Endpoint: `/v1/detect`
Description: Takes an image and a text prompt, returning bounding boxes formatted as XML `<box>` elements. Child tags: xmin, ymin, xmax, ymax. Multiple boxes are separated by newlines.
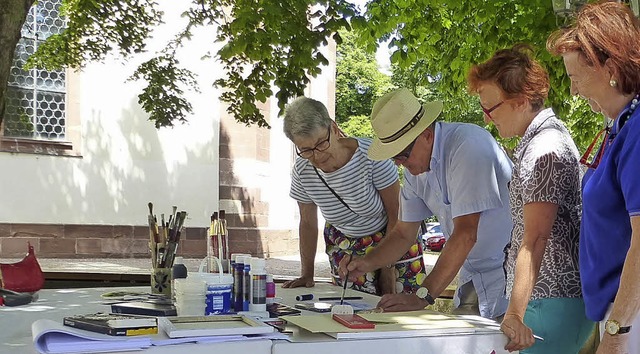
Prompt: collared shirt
<box><xmin>400</xmin><ymin>122</ymin><xmax>513</xmax><ymax>318</ymax></box>
<box><xmin>581</xmin><ymin>100</ymin><xmax>640</xmax><ymax>321</ymax></box>
<box><xmin>506</xmin><ymin>108</ymin><xmax>582</xmax><ymax>301</ymax></box>
<box><xmin>290</xmin><ymin>137</ymin><xmax>398</xmax><ymax>237</ymax></box>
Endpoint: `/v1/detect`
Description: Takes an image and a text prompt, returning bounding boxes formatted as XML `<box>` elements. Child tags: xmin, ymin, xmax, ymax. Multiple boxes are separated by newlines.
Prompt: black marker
<box><xmin>295</xmin><ymin>294</ymin><xmax>313</xmax><ymax>301</ymax></box>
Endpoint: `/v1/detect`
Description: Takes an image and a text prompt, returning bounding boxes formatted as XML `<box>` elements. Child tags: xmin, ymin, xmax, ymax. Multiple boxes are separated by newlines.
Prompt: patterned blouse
<box><xmin>505</xmin><ymin>108</ymin><xmax>583</xmax><ymax>300</ymax></box>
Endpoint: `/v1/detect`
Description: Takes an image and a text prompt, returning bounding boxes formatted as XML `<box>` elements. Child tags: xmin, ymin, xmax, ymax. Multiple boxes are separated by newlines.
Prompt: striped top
<box><xmin>289</xmin><ymin>138</ymin><xmax>398</xmax><ymax>237</ymax></box>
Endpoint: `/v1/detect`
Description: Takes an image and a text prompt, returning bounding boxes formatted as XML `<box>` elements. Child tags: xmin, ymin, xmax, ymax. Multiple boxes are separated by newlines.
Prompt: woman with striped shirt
<box><xmin>282</xmin><ymin>97</ymin><xmax>425</xmax><ymax>295</ymax></box>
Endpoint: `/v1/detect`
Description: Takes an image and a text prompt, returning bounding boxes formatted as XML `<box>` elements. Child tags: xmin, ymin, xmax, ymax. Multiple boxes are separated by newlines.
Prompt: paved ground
<box><xmin>1</xmin><ymin>252</ymin><xmax>441</xmax><ymax>280</ymax></box>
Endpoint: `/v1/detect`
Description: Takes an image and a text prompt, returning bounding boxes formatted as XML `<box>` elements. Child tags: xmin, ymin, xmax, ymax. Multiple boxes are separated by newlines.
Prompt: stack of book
<box><xmin>63</xmin><ymin>313</ymin><xmax>158</xmax><ymax>336</ymax></box>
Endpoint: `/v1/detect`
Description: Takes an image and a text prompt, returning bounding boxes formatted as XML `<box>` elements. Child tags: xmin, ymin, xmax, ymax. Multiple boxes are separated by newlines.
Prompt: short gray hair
<box><xmin>283</xmin><ymin>97</ymin><xmax>332</xmax><ymax>141</ymax></box>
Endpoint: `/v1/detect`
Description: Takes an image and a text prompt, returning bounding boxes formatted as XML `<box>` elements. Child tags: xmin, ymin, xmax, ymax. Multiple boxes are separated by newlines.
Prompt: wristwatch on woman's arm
<box><xmin>605</xmin><ymin>319</ymin><xmax>632</xmax><ymax>335</ymax></box>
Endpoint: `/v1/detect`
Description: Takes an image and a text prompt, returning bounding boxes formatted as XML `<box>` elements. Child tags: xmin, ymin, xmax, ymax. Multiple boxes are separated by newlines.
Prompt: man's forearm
<box><xmin>423</xmin><ymin>231</ymin><xmax>476</xmax><ymax>297</ymax></box>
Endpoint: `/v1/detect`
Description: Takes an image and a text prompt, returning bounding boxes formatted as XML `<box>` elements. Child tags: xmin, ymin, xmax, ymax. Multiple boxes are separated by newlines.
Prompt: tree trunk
<box><xmin>0</xmin><ymin>0</ymin><xmax>34</xmax><ymax>127</ymax></box>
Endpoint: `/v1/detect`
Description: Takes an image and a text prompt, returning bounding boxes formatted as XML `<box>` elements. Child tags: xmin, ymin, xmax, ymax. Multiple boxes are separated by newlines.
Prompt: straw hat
<box><xmin>368</xmin><ymin>88</ymin><xmax>443</xmax><ymax>160</ymax></box>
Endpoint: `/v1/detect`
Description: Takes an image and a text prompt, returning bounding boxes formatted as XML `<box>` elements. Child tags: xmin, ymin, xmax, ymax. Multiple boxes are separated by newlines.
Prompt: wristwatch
<box><xmin>416</xmin><ymin>287</ymin><xmax>435</xmax><ymax>305</ymax></box>
<box><xmin>604</xmin><ymin>319</ymin><xmax>632</xmax><ymax>335</ymax></box>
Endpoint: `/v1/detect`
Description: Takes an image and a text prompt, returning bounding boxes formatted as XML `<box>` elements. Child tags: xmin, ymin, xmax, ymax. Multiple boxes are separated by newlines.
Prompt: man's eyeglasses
<box><xmin>295</xmin><ymin>126</ymin><xmax>331</xmax><ymax>159</ymax></box>
<box><xmin>392</xmin><ymin>139</ymin><xmax>416</xmax><ymax>162</ymax></box>
<box><xmin>580</xmin><ymin>127</ymin><xmax>610</xmax><ymax>169</ymax></box>
<box><xmin>480</xmin><ymin>101</ymin><xmax>504</xmax><ymax>120</ymax></box>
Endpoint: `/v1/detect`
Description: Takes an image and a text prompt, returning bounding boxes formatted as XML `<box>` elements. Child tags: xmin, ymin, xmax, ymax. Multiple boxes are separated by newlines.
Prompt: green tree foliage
<box><xmin>340</xmin><ymin>114</ymin><xmax>374</xmax><ymax>138</ymax></box>
<box><xmin>335</xmin><ymin>29</ymin><xmax>392</xmax><ymax>125</ymax></box>
<box><xmin>1</xmin><ymin>0</ymin><xmax>603</xmax><ymax>145</ymax></box>
<box><xmin>353</xmin><ymin>0</ymin><xmax>600</xmax><ymax>151</ymax></box>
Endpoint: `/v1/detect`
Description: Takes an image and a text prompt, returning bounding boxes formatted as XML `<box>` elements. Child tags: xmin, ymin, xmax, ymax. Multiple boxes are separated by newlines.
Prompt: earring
<box><xmin>610</xmin><ymin>79</ymin><xmax>618</xmax><ymax>87</ymax></box>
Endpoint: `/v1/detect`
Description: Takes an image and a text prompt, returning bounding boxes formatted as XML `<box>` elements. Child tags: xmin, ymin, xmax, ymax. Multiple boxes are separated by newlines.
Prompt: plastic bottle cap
<box><xmin>240</xmin><ymin>255</ymin><xmax>252</xmax><ymax>265</ymax></box>
<box><xmin>266</xmin><ymin>274</ymin><xmax>273</xmax><ymax>282</ymax></box>
<box><xmin>172</xmin><ymin>263</ymin><xmax>188</xmax><ymax>279</ymax></box>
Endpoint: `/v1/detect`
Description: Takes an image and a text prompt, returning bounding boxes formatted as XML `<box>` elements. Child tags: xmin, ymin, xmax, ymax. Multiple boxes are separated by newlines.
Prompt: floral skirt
<box><xmin>324</xmin><ymin>222</ymin><xmax>426</xmax><ymax>295</ymax></box>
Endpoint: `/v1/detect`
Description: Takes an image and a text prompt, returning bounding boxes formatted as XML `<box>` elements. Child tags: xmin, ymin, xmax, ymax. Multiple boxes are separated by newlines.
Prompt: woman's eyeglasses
<box><xmin>296</xmin><ymin>126</ymin><xmax>331</xmax><ymax>159</ymax></box>
<box><xmin>480</xmin><ymin>101</ymin><xmax>504</xmax><ymax>120</ymax></box>
<box><xmin>580</xmin><ymin>127</ymin><xmax>610</xmax><ymax>169</ymax></box>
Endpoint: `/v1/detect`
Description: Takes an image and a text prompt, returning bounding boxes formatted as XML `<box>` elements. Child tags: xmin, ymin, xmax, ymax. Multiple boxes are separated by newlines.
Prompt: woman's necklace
<box><xmin>609</xmin><ymin>93</ymin><xmax>640</xmax><ymax>140</ymax></box>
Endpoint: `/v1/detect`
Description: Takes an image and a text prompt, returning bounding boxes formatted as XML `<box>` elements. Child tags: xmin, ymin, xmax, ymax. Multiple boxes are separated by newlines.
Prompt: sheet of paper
<box><xmin>281</xmin><ymin>310</ymin><xmax>478</xmax><ymax>340</ymax></box>
<box><xmin>32</xmin><ymin>318</ymin><xmax>288</xmax><ymax>353</ymax></box>
<box><xmin>32</xmin><ymin>319</ymin><xmax>152</xmax><ymax>354</ymax></box>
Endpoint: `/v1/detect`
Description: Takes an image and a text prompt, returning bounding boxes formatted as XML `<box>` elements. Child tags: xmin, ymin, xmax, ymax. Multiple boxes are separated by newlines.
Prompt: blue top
<box><xmin>400</xmin><ymin>122</ymin><xmax>513</xmax><ymax>318</ymax></box>
<box><xmin>581</xmin><ymin>100</ymin><xmax>640</xmax><ymax>321</ymax></box>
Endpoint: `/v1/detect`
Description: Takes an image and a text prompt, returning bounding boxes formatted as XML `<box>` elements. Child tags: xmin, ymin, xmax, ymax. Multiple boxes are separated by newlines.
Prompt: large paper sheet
<box><xmin>282</xmin><ymin>310</ymin><xmax>478</xmax><ymax>339</ymax></box>
<box><xmin>32</xmin><ymin>319</ymin><xmax>152</xmax><ymax>353</ymax></box>
<box><xmin>32</xmin><ymin>319</ymin><xmax>290</xmax><ymax>353</ymax></box>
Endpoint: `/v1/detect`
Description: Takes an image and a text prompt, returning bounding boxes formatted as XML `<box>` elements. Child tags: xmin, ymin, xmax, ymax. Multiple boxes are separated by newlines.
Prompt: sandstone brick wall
<box><xmin>0</xmin><ymin>222</ymin><xmax>299</xmax><ymax>259</ymax></box>
<box><xmin>0</xmin><ymin>223</ymin><xmax>202</xmax><ymax>258</ymax></box>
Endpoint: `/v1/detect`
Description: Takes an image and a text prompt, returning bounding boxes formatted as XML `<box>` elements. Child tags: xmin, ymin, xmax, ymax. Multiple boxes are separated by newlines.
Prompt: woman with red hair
<box><xmin>548</xmin><ymin>2</ymin><xmax>640</xmax><ymax>353</ymax></box>
<box><xmin>468</xmin><ymin>44</ymin><xmax>592</xmax><ymax>353</ymax></box>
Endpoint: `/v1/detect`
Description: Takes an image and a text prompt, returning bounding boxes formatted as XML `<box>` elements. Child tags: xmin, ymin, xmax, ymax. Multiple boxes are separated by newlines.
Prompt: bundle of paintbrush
<box><xmin>207</xmin><ymin>210</ymin><xmax>229</xmax><ymax>272</ymax></box>
<box><xmin>147</xmin><ymin>202</ymin><xmax>188</xmax><ymax>269</ymax></box>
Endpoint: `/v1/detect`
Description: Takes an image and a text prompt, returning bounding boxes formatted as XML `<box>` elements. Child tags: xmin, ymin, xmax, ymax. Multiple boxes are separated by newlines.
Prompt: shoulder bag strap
<box><xmin>313</xmin><ymin>167</ymin><xmax>354</xmax><ymax>213</ymax></box>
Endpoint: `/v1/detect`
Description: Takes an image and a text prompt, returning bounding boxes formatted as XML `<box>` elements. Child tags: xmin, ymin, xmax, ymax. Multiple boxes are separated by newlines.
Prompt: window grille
<box><xmin>4</xmin><ymin>0</ymin><xmax>66</xmax><ymax>140</ymax></box>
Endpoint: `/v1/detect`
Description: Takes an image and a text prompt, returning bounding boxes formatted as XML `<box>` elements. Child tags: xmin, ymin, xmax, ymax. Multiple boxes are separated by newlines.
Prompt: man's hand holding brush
<box><xmin>338</xmin><ymin>254</ymin><xmax>376</xmax><ymax>283</ymax></box>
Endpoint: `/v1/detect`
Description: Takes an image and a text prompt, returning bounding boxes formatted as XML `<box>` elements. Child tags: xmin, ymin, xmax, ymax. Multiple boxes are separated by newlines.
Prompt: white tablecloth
<box><xmin>0</xmin><ymin>287</ymin><xmax>271</xmax><ymax>354</ymax></box>
<box><xmin>0</xmin><ymin>284</ymin><xmax>513</xmax><ymax>354</ymax></box>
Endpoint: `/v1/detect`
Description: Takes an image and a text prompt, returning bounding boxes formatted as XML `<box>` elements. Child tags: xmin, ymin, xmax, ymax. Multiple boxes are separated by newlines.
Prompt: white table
<box><xmin>273</xmin><ymin>284</ymin><xmax>514</xmax><ymax>354</ymax></box>
<box><xmin>0</xmin><ymin>287</ymin><xmax>271</xmax><ymax>354</ymax></box>
<box><xmin>1</xmin><ymin>284</ymin><xmax>513</xmax><ymax>354</ymax></box>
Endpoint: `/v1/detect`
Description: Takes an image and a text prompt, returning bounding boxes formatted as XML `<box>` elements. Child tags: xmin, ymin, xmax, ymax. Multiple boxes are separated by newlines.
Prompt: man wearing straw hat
<box><xmin>340</xmin><ymin>88</ymin><xmax>512</xmax><ymax>319</ymax></box>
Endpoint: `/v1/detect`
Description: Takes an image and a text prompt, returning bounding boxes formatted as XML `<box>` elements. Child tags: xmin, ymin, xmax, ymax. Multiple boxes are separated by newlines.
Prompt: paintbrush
<box><xmin>220</xmin><ymin>210</ymin><xmax>229</xmax><ymax>271</ymax></box>
<box><xmin>340</xmin><ymin>253</ymin><xmax>353</xmax><ymax>305</ymax></box>
<box><xmin>147</xmin><ymin>202</ymin><xmax>158</xmax><ymax>265</ymax></box>
<box><xmin>173</xmin><ymin>211</ymin><xmax>188</xmax><ymax>265</ymax></box>
<box><xmin>170</xmin><ymin>205</ymin><xmax>178</xmax><ymax>229</ymax></box>
<box><xmin>160</xmin><ymin>214</ymin><xmax>166</xmax><ymax>242</ymax></box>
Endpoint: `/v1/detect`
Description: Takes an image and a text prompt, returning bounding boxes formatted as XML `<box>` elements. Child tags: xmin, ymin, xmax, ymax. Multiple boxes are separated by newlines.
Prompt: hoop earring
<box><xmin>610</xmin><ymin>79</ymin><xmax>618</xmax><ymax>87</ymax></box>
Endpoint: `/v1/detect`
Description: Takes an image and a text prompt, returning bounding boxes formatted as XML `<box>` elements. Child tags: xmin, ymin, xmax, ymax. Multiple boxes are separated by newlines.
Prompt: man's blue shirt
<box><xmin>400</xmin><ymin>122</ymin><xmax>513</xmax><ymax>318</ymax></box>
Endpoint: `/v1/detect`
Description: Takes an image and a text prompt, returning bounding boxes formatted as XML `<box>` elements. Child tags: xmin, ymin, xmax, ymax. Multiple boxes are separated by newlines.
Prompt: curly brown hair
<box><xmin>547</xmin><ymin>0</ymin><xmax>640</xmax><ymax>95</ymax></box>
<box><xmin>468</xmin><ymin>44</ymin><xmax>550</xmax><ymax>111</ymax></box>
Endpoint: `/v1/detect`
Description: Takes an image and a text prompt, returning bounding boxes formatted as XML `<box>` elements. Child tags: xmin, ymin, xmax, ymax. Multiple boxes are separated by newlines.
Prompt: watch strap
<box><xmin>619</xmin><ymin>325</ymin><xmax>632</xmax><ymax>334</ymax></box>
<box><xmin>424</xmin><ymin>292</ymin><xmax>435</xmax><ymax>305</ymax></box>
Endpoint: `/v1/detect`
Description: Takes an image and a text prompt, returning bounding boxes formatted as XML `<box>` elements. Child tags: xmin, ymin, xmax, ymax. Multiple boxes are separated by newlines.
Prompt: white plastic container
<box><xmin>196</xmin><ymin>255</ymin><xmax>233</xmax><ymax>315</ymax></box>
<box><xmin>174</xmin><ymin>276</ymin><xmax>206</xmax><ymax>316</ymax></box>
<box><xmin>249</xmin><ymin>257</ymin><xmax>267</xmax><ymax>312</ymax></box>
<box><xmin>202</xmin><ymin>272</ymin><xmax>233</xmax><ymax>315</ymax></box>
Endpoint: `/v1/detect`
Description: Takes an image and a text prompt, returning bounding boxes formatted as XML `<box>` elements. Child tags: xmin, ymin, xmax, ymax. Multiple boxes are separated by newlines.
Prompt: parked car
<box><xmin>420</xmin><ymin>222</ymin><xmax>446</xmax><ymax>252</ymax></box>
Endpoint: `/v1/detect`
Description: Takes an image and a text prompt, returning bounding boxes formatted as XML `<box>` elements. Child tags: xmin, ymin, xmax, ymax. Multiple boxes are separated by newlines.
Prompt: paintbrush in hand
<box><xmin>340</xmin><ymin>253</ymin><xmax>353</xmax><ymax>306</ymax></box>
